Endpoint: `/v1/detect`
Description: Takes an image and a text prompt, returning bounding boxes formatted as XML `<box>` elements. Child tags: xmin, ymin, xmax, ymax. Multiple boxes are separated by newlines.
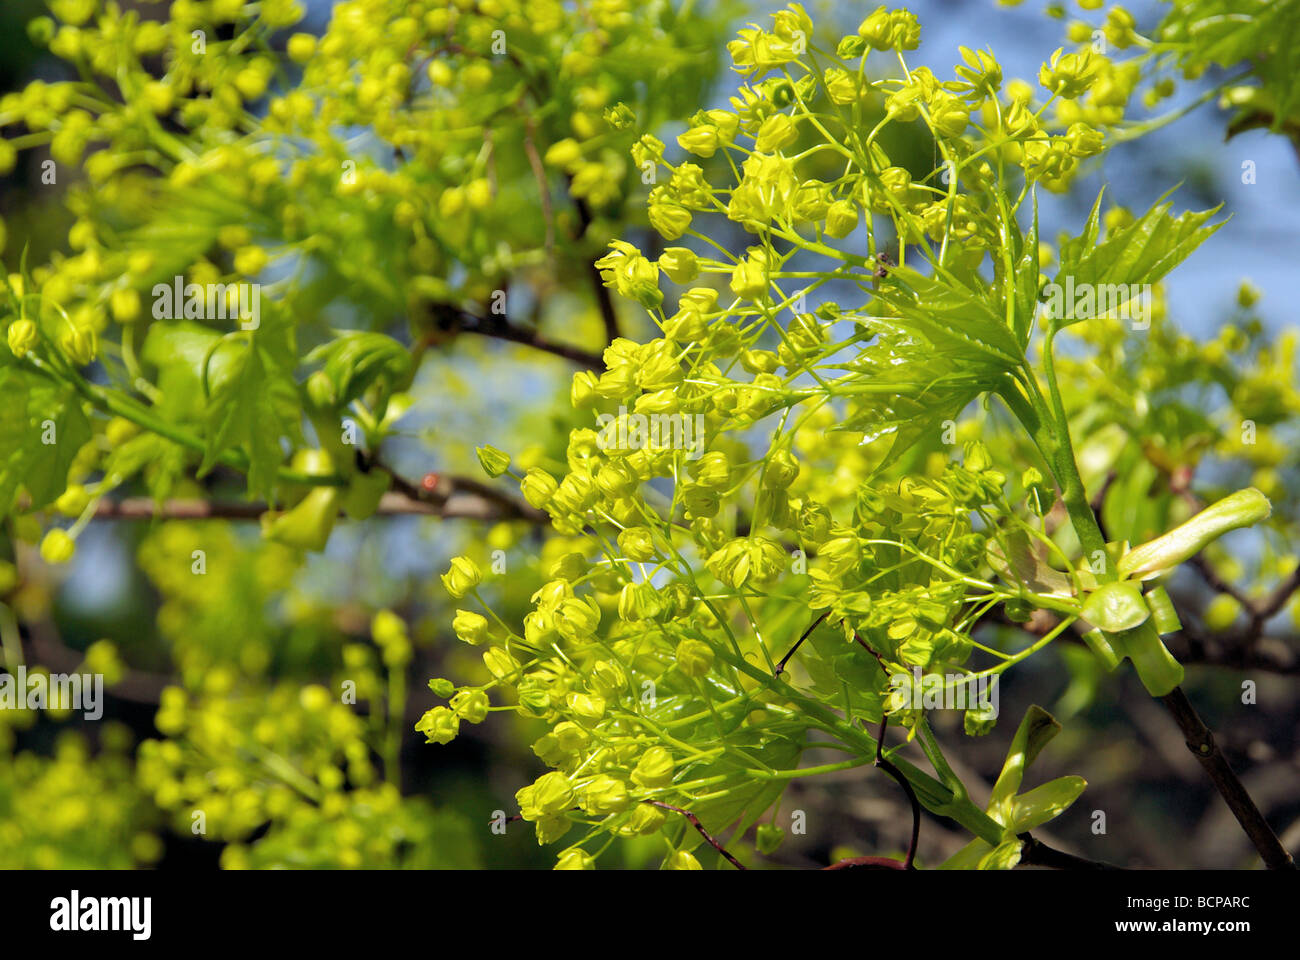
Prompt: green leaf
<box><xmin>872</xmin><ymin>265</ymin><xmax>1022</xmax><ymax>366</ymax></box>
<box><xmin>1052</xmin><ymin>190</ymin><xmax>1224</xmax><ymax>329</ymax></box>
<box><xmin>986</xmin><ymin>528</ymin><xmax>1075</xmax><ymax>598</ymax></box>
<box><xmin>1079</xmin><ymin>581</ymin><xmax>1151</xmax><ymax>633</ymax></box>
<box><xmin>198</xmin><ymin>341</ymin><xmax>285</xmax><ymax>501</ymax></box>
<box><xmin>1010</xmin><ymin>776</ymin><xmax>1087</xmax><ymax>832</ymax></box>
<box><xmin>0</xmin><ymin>368</ymin><xmax>91</xmax><ymax>513</ymax></box>
<box><xmin>1010</xmin><ymin>191</ymin><xmax>1041</xmax><ymax>347</ymax></box>
<box><xmin>977</xmin><ymin>837</ymin><xmax>1025</xmax><ymax>870</ymax></box>
<box><xmin>683</xmin><ymin>726</ymin><xmax>804</xmax><ymax>840</ymax></box>
<box><xmin>833</xmin><ymin>264</ymin><xmax>1023</xmax><ymax>469</ymax></box>
<box><xmin>988</xmin><ymin>704</ymin><xmax>1061</xmax><ymax>821</ymax></box>
<box><xmin>305</xmin><ymin>331</ymin><xmax>412</xmax><ymax>415</ymax></box>
<box><xmin>142</xmin><ymin>320</ymin><xmax>240</xmax><ymax>421</ymax></box>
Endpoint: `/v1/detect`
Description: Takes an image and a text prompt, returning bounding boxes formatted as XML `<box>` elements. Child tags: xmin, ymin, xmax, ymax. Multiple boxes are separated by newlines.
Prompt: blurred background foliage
<box><xmin>0</xmin><ymin>0</ymin><xmax>1297</xmax><ymax>869</ymax></box>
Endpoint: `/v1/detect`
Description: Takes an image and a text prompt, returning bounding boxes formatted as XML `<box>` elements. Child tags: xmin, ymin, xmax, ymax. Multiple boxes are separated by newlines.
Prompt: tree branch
<box><xmin>1017</xmin><ymin>834</ymin><xmax>1123</xmax><ymax>870</ymax></box>
<box><xmin>429</xmin><ymin>305</ymin><xmax>605</xmax><ymax>369</ymax></box>
<box><xmin>569</xmin><ymin>189</ymin><xmax>620</xmax><ymax>344</ymax></box>
<box><xmin>646</xmin><ymin>800</ymin><xmax>747</xmax><ymax>870</ymax></box>
<box><xmin>1158</xmin><ymin>687</ymin><xmax>1296</xmax><ymax>870</ymax></box>
<box><xmin>92</xmin><ymin>478</ymin><xmax>545</xmax><ymax>525</ymax></box>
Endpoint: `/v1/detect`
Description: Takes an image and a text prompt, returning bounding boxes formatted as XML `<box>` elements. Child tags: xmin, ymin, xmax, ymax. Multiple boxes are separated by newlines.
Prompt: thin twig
<box><xmin>646</xmin><ymin>800</ymin><xmax>747</xmax><ymax>870</ymax></box>
<box><xmin>774</xmin><ymin>610</ymin><xmax>830</xmax><ymax>675</ymax></box>
<box><xmin>1158</xmin><ymin>686</ymin><xmax>1296</xmax><ymax>870</ymax></box>
<box><xmin>91</xmin><ymin>488</ymin><xmax>542</xmax><ymax>525</ymax></box>
<box><xmin>1017</xmin><ymin>834</ymin><xmax>1123</xmax><ymax>870</ymax></box>
<box><xmin>429</xmin><ymin>305</ymin><xmax>606</xmax><ymax>369</ymax></box>
<box><xmin>568</xmin><ymin>187</ymin><xmax>620</xmax><ymax>343</ymax></box>
<box><xmin>871</xmin><ymin>713</ymin><xmax>920</xmax><ymax>870</ymax></box>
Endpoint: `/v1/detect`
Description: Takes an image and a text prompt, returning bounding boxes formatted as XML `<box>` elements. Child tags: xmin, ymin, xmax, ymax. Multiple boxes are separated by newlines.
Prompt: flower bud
<box><xmin>618</xmin><ymin>803</ymin><xmax>667</xmax><ymax>836</ymax></box>
<box><xmin>440</xmin><ymin>556</ymin><xmax>483</xmax><ymax>598</ymax></box>
<box><xmin>730</xmin><ymin>255</ymin><xmax>768</xmax><ymax>301</ymax></box>
<box><xmin>689</xmin><ymin>451</ymin><xmax>730</xmax><ymax>490</ymax></box>
<box><xmin>857</xmin><ymin>8</ymin><xmax>895</xmax><ymax>50</ymax></box>
<box><xmin>586</xmin><ymin>660</ymin><xmax>625</xmax><ymax>698</ymax></box>
<box><xmin>555</xmin><ymin>596</ymin><xmax>601</xmax><ymax>641</ymax></box>
<box><xmin>664</xmin><ymin>849</ymin><xmax>702</xmax><ymax>870</ymax></box>
<box><xmin>535</xmin><ymin>815</ymin><xmax>572</xmax><ymax>845</ymax></box>
<box><xmin>580</xmin><ymin>775</ymin><xmax>630</xmax><ymax>815</ymax></box>
<box><xmin>755</xmin><ymin>113</ymin><xmax>798</xmax><ymax>153</ymax></box>
<box><xmin>823</xmin><ymin>67</ymin><xmax>860</xmax><ymax>105</ymax></box>
<box><xmin>110</xmin><ymin>288</ymin><xmax>140</xmax><ymax>323</ymax></box>
<box><xmin>482</xmin><ymin>646</ymin><xmax>519</xmax><ymax>681</ymax></box>
<box><xmin>451</xmin><ymin>608</ymin><xmax>489</xmax><ymax>646</ymax></box>
<box><xmin>59</xmin><ymin>324</ymin><xmax>97</xmax><ymax>365</ymax></box>
<box><xmin>450</xmin><ymin>689</ymin><xmax>490</xmax><ymax>724</ymax></box>
<box><xmin>566</xmin><ymin>691</ymin><xmax>607</xmax><ymax>723</ymax></box>
<box><xmin>571</xmin><ymin>370</ymin><xmax>599</xmax><ymax>409</ymax></box>
<box><xmin>54</xmin><ymin>483</ymin><xmax>90</xmax><ymax>517</ymax></box>
<box><xmin>631</xmin><ymin>746</ymin><xmax>675</xmax><ymax>789</ymax></box>
<box><xmin>518</xmin><ymin>771</ymin><xmax>574</xmax><ymax>820</ymax></box>
<box><xmin>551</xmin><ymin>472</ymin><xmax>596</xmax><ymax>516</ymax></box>
<box><xmin>649</xmin><ymin>199</ymin><xmax>692</xmax><ymax>240</ymax></box>
<box><xmin>869</xmin><ymin>166</ymin><xmax>912</xmax><ymax>213</ymax></box>
<box><xmin>824</xmin><ymin>199</ymin><xmax>859</xmax><ymax>239</ymax></box>
<box><xmin>554</xmin><ymin>849</ymin><xmax>595</xmax><ymax>870</ymax></box>
<box><xmin>618</xmin><ymin>581</ymin><xmax>664</xmax><ymax>622</ymax></box>
<box><xmin>544</xmin><ymin>138</ymin><xmax>583</xmax><ymax>170</ymax></box>
<box><xmin>763</xmin><ymin>449</ymin><xmax>800</xmax><ymax>490</ymax></box>
<box><xmin>428</xmin><ymin>678</ymin><xmax>455</xmax><ymax>698</ymax></box>
<box><xmin>675</xmin><ymin>638</ymin><xmax>715</xmax><ymax>677</ymax></box>
<box><xmin>476</xmin><ymin>444</ymin><xmax>511</xmax><ymax>478</ymax></box>
<box><xmin>678</xmin><ymin>120</ymin><xmax>723</xmax><ymax>157</ymax></box>
<box><xmin>40</xmin><ymin>529</ymin><xmax>76</xmax><ymax>564</ymax></box>
<box><xmin>286</xmin><ymin>33</ymin><xmax>316</xmax><ymax>63</ymax></box>
<box><xmin>521</xmin><ymin>468</ymin><xmax>559</xmax><ymax>510</ymax></box>
<box><xmin>1065</xmin><ymin>121</ymin><xmax>1104</xmax><ymax>157</ymax></box>
<box><xmin>554</xmin><ymin>721</ymin><xmax>590</xmax><ymax>753</ymax></box>
<box><xmin>371</xmin><ymin>609</ymin><xmax>407</xmax><ymax>647</ymax></box>
<box><xmin>549</xmin><ymin>552</ymin><xmax>587</xmax><ymax>582</ymax></box>
<box><xmin>618</xmin><ymin>526</ymin><xmax>658</xmax><ymax>562</ymax></box>
<box><xmin>659</xmin><ymin>247</ymin><xmax>699</xmax><ymax>285</ymax></box>
<box><xmin>6</xmin><ymin>319</ymin><xmax>38</xmax><ymax>358</ymax></box>
<box><xmin>522</xmin><ymin>609</ymin><xmax>557</xmax><ymax>648</ymax></box>
<box><xmin>415</xmin><ymin>706</ymin><xmax>460</xmax><ymax>745</ymax></box>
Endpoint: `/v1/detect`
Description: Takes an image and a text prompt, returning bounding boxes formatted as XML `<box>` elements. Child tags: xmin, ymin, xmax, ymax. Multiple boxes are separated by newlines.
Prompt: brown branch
<box><xmin>1017</xmin><ymin>835</ymin><xmax>1123</xmax><ymax>870</ymax></box>
<box><xmin>774</xmin><ymin>610</ymin><xmax>830</xmax><ymax>675</ymax></box>
<box><xmin>568</xmin><ymin>186</ymin><xmax>620</xmax><ymax>344</ymax></box>
<box><xmin>521</xmin><ymin>113</ymin><xmax>555</xmax><ymax>254</ymax></box>
<box><xmin>646</xmin><ymin>800</ymin><xmax>747</xmax><ymax>870</ymax></box>
<box><xmin>985</xmin><ymin>588</ymin><xmax>1300</xmax><ymax>676</ymax></box>
<box><xmin>1158</xmin><ymin>686</ymin><xmax>1296</xmax><ymax>870</ymax></box>
<box><xmin>1255</xmin><ymin>568</ymin><xmax>1300</xmax><ymax>624</ymax></box>
<box><xmin>431</xmin><ymin>306</ymin><xmax>605</xmax><ymax>369</ymax></box>
<box><xmin>374</xmin><ymin>458</ymin><xmax>544</xmax><ymax>524</ymax></box>
<box><xmin>92</xmin><ymin>462</ymin><xmax>546</xmax><ymax>526</ymax></box>
<box><xmin>1164</xmin><ymin>616</ymin><xmax>1300</xmax><ymax>676</ymax></box>
<box><xmin>1189</xmin><ymin>554</ymin><xmax>1258</xmax><ymax>612</ymax></box>
<box><xmin>870</xmin><ymin>713</ymin><xmax>919</xmax><ymax>870</ymax></box>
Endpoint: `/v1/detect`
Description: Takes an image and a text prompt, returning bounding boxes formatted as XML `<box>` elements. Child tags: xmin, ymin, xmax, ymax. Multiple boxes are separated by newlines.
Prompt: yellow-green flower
<box><xmin>40</xmin><ymin>529</ymin><xmax>76</xmax><ymax>565</ymax></box>
<box><xmin>440</xmin><ymin>556</ymin><xmax>482</xmax><ymax>599</ymax></box>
